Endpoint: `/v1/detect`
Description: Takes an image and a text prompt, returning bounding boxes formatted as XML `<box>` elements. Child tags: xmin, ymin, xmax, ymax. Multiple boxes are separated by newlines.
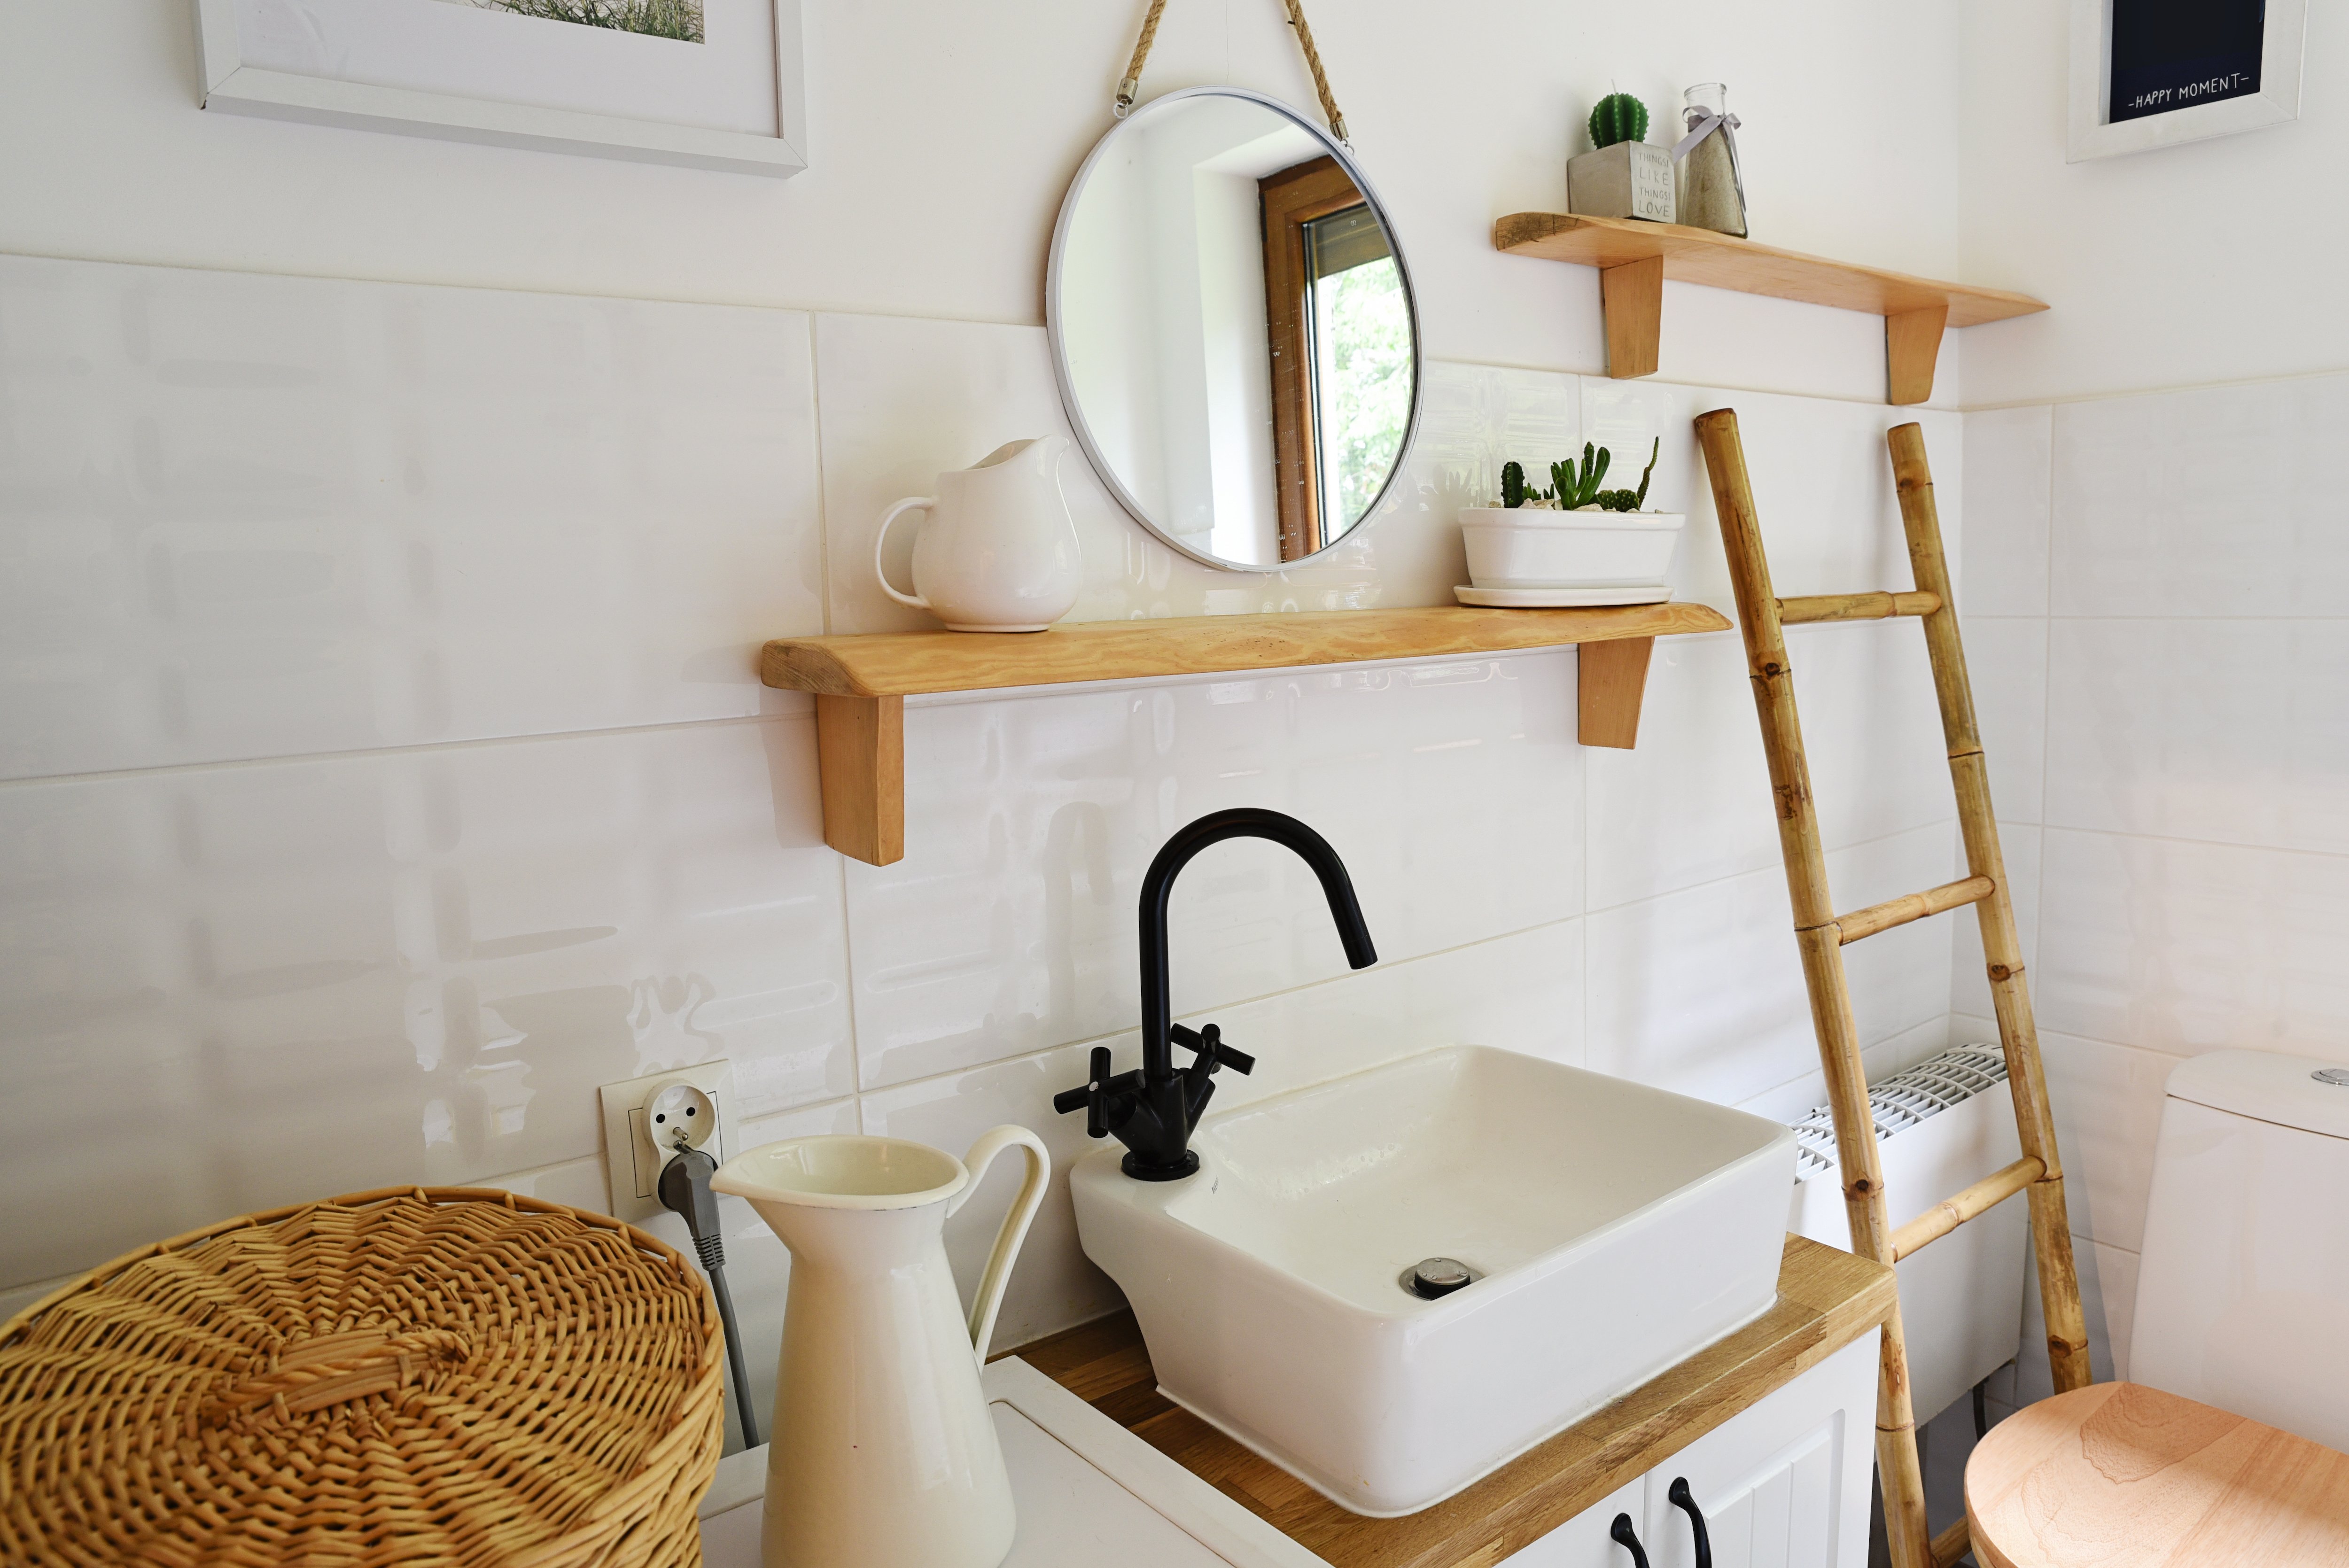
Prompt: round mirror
<box><xmin>1048</xmin><ymin>88</ymin><xmax>1422</xmax><ymax>571</ymax></box>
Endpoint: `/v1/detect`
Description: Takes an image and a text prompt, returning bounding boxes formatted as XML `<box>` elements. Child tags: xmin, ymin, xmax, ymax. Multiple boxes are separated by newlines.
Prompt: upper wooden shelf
<box><xmin>1493</xmin><ymin>212</ymin><xmax>2048</xmax><ymax>404</ymax></box>
<box><xmin>762</xmin><ymin>602</ymin><xmax>1731</xmax><ymax>864</ymax></box>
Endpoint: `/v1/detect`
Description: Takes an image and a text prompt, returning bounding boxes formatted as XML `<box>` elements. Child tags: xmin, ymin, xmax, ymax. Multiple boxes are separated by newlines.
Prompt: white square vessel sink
<box><xmin>1069</xmin><ymin>1046</ymin><xmax>1797</xmax><ymax>1516</ymax></box>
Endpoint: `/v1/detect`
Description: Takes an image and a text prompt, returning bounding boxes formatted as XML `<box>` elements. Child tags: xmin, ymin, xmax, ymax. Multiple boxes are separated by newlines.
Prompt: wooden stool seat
<box><xmin>1967</xmin><ymin>1382</ymin><xmax>2349</xmax><ymax>1566</ymax></box>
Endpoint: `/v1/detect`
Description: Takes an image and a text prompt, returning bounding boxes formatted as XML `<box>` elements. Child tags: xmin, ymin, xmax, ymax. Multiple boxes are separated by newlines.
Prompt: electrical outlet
<box><xmin>598</xmin><ymin>1062</ymin><xmax>736</xmax><ymax>1224</ymax></box>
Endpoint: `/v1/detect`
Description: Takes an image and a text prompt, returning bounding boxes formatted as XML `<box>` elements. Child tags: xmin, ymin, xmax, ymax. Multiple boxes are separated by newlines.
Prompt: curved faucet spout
<box><xmin>1055</xmin><ymin>807</ymin><xmax>1377</xmax><ymax>1180</ymax></box>
<box><xmin>1141</xmin><ymin>809</ymin><xmax>1376</xmax><ymax>1072</ymax></box>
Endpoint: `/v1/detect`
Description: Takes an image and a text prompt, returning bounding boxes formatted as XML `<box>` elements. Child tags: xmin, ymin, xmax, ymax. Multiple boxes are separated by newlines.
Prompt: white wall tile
<box><xmin>2050</xmin><ymin>373</ymin><xmax>2349</xmax><ymax>618</ymax></box>
<box><xmin>0</xmin><ymin>256</ymin><xmax>823</xmax><ymax>781</ymax></box>
<box><xmin>0</xmin><ymin>715</ymin><xmax>852</xmax><ymax>1285</ymax></box>
<box><xmin>2037</xmin><ymin>1031</ymin><xmax>2185</xmax><ymax>1253</ymax></box>
<box><xmin>859</xmin><ymin>916</ymin><xmax>1585</xmax><ymax>1352</ymax></box>
<box><xmin>810</xmin><ymin>315</ymin><xmax>1478</xmax><ymax>634</ymax></box>
<box><xmin>1587</xmin><ymin>823</ymin><xmax>1958</xmax><ymax>1107</ymax></box>
<box><xmin>1951</xmin><ymin>823</ymin><xmax>2040</xmax><ymax>1020</ymax></box>
<box><xmin>1587</xmin><ymin>622</ymin><xmax>1953</xmax><ymax>909</ymax></box>
<box><xmin>1966</xmin><ymin>617</ymin><xmax>2047</xmax><ymax>826</ymax></box>
<box><xmin>2036</xmin><ymin>827</ymin><xmax>2349</xmax><ymax>1061</ymax></box>
<box><xmin>2045</xmin><ymin>618</ymin><xmax>2349</xmax><ymax>855</ymax></box>
<box><xmin>1958</xmin><ymin>406</ymin><xmax>2051</xmax><ymax>617</ymax></box>
<box><xmin>845</xmin><ymin>653</ymin><xmax>1584</xmax><ymax>1090</ymax></box>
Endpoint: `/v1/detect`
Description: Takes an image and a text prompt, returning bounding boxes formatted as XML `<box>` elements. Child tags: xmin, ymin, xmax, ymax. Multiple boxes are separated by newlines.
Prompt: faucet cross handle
<box><xmin>1170</xmin><ymin>1022</ymin><xmax>1254</xmax><ymax>1077</ymax></box>
<box><xmin>1049</xmin><ymin>1045</ymin><xmax>1122</xmax><ymax>1138</ymax></box>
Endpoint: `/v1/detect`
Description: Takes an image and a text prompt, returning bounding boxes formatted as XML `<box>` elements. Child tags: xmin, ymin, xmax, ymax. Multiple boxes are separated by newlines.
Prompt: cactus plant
<box><xmin>1501</xmin><ymin>460</ymin><xmax>1528</xmax><ymax>509</ymax></box>
<box><xmin>1551</xmin><ymin>443</ymin><xmax>1612</xmax><ymax>509</ymax></box>
<box><xmin>1589</xmin><ymin>439</ymin><xmax>1663</xmax><ymax>511</ymax></box>
<box><xmin>1587</xmin><ymin>93</ymin><xmax>1650</xmax><ymax>150</ymax></box>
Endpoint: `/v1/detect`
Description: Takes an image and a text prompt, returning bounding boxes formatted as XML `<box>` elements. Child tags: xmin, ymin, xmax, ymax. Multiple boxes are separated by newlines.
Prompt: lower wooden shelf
<box><xmin>1011</xmin><ymin>1234</ymin><xmax>1896</xmax><ymax>1568</ymax></box>
<box><xmin>760</xmin><ymin>602</ymin><xmax>1731</xmax><ymax>865</ymax></box>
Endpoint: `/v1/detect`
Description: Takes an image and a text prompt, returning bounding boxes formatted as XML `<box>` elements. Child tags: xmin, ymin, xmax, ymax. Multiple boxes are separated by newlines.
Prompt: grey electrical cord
<box><xmin>657</xmin><ymin>1141</ymin><xmax>760</xmax><ymax>1450</ymax></box>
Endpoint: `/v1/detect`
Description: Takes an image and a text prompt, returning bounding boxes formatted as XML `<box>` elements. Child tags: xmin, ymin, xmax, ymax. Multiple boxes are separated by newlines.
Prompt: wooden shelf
<box><xmin>1493</xmin><ymin>212</ymin><xmax>2048</xmax><ymax>405</ymax></box>
<box><xmin>1012</xmin><ymin>1234</ymin><xmax>1897</xmax><ymax>1568</ymax></box>
<box><xmin>762</xmin><ymin>602</ymin><xmax>1730</xmax><ymax>864</ymax></box>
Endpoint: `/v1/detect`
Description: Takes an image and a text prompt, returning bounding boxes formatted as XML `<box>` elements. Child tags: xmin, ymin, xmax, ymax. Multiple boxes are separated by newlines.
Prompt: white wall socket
<box><xmin>598</xmin><ymin>1061</ymin><xmax>737</xmax><ymax>1225</ymax></box>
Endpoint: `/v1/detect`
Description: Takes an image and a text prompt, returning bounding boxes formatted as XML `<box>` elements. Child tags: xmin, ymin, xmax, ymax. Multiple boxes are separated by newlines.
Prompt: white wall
<box><xmin>1958</xmin><ymin>0</ymin><xmax>2349</xmax><ymax>404</ymax></box>
<box><xmin>1946</xmin><ymin>0</ymin><xmax>2349</xmax><ymax>1407</ymax></box>
<box><xmin>0</xmin><ymin>0</ymin><xmax>1980</xmax><ymax>1455</ymax></box>
<box><xmin>1957</xmin><ymin>373</ymin><xmax>2349</xmax><ymax>1405</ymax></box>
<box><xmin>1</xmin><ymin>0</ymin><xmax>1963</xmax><ymax>403</ymax></box>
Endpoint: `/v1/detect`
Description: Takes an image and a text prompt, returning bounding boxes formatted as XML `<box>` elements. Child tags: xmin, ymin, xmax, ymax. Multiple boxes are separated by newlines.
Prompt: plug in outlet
<box><xmin>598</xmin><ymin>1062</ymin><xmax>736</xmax><ymax>1224</ymax></box>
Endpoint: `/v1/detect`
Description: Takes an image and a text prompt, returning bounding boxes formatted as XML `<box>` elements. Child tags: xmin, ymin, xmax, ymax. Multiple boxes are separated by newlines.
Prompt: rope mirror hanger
<box><xmin>1113</xmin><ymin>0</ymin><xmax>1352</xmax><ymax>146</ymax></box>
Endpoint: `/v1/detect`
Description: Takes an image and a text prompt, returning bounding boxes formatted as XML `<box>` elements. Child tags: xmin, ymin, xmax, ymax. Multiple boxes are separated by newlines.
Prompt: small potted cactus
<box><xmin>1567</xmin><ymin>92</ymin><xmax>1675</xmax><ymax>223</ymax></box>
<box><xmin>1452</xmin><ymin>439</ymin><xmax>1685</xmax><ymax>604</ymax></box>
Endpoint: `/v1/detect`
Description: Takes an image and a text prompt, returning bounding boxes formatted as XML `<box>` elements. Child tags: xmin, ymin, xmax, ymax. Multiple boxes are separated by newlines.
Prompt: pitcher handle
<box><xmin>949</xmin><ymin>1124</ymin><xmax>1051</xmax><ymax>1365</ymax></box>
<box><xmin>874</xmin><ymin>497</ymin><xmax>935</xmax><ymax>609</ymax></box>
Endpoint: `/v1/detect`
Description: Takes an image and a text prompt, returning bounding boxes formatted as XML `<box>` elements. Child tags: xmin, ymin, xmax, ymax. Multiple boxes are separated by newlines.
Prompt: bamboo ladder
<box><xmin>1691</xmin><ymin>412</ymin><xmax>2093</xmax><ymax>1568</ymax></box>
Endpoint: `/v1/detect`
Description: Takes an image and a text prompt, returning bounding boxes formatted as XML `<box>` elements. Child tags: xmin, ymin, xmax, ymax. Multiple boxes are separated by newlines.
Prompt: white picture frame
<box><xmin>2068</xmin><ymin>0</ymin><xmax>2306</xmax><ymax>162</ymax></box>
<box><xmin>193</xmin><ymin>0</ymin><xmax>806</xmax><ymax>178</ymax></box>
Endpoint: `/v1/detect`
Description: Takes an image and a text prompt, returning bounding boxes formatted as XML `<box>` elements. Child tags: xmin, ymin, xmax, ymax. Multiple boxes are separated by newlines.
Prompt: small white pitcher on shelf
<box><xmin>875</xmin><ymin>435</ymin><xmax>1082</xmax><ymax>631</ymax></box>
<box><xmin>712</xmin><ymin>1126</ymin><xmax>1050</xmax><ymax>1568</ymax></box>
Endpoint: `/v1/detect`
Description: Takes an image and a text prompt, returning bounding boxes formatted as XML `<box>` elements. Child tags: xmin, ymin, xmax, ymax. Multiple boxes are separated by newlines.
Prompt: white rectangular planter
<box><xmin>1459</xmin><ymin>507</ymin><xmax>1684</xmax><ymax>590</ymax></box>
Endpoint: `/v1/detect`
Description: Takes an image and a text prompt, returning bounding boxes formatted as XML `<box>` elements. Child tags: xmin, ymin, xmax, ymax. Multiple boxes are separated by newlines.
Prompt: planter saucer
<box><xmin>1454</xmin><ymin>584</ymin><xmax>1672</xmax><ymax>608</ymax></box>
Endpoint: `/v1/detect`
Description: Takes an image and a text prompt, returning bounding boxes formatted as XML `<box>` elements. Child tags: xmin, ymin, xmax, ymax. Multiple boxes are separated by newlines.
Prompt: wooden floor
<box><xmin>1966</xmin><ymin>1382</ymin><xmax>2349</xmax><ymax>1568</ymax></box>
<box><xmin>1012</xmin><ymin>1234</ymin><xmax>1895</xmax><ymax>1568</ymax></box>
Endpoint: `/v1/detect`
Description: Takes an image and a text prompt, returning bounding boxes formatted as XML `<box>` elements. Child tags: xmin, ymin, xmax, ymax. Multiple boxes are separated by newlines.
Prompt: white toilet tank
<box><xmin>2131</xmin><ymin>1048</ymin><xmax>2349</xmax><ymax>1452</ymax></box>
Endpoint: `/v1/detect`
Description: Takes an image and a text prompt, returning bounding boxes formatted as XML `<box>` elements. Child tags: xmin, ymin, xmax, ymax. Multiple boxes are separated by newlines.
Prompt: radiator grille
<box><xmin>1788</xmin><ymin>1042</ymin><xmax>2010</xmax><ymax>1181</ymax></box>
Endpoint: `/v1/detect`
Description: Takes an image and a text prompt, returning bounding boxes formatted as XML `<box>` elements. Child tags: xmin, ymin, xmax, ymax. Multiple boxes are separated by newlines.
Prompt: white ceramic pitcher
<box><xmin>874</xmin><ymin>436</ymin><xmax>1081</xmax><ymax>631</ymax></box>
<box><xmin>711</xmin><ymin>1127</ymin><xmax>1050</xmax><ymax>1568</ymax></box>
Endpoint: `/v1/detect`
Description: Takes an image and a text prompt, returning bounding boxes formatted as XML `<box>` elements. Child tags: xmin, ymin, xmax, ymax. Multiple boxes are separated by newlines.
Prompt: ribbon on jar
<box><xmin>1671</xmin><ymin>109</ymin><xmax>1741</xmax><ymax>162</ymax></box>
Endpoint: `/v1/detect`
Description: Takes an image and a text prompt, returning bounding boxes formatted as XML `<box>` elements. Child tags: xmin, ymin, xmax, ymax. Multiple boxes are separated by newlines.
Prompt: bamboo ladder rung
<box><xmin>1890</xmin><ymin>1155</ymin><xmax>2046</xmax><ymax>1261</ymax></box>
<box><xmin>1929</xmin><ymin>1518</ymin><xmax>1971</xmax><ymax>1568</ymax></box>
<box><xmin>1833</xmin><ymin>874</ymin><xmax>1996</xmax><ymax>945</ymax></box>
<box><xmin>1774</xmin><ymin>590</ymin><xmax>1942</xmax><ymax>625</ymax></box>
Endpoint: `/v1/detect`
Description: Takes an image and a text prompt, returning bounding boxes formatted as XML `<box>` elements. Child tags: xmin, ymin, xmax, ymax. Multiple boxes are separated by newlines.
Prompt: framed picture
<box><xmin>193</xmin><ymin>0</ymin><xmax>806</xmax><ymax>177</ymax></box>
<box><xmin>2068</xmin><ymin>0</ymin><xmax>2306</xmax><ymax>162</ymax></box>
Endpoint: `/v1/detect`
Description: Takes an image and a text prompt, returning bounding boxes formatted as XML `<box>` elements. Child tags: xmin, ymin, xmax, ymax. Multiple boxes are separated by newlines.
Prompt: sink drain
<box><xmin>1400</xmin><ymin>1258</ymin><xmax>1477</xmax><ymax>1300</ymax></box>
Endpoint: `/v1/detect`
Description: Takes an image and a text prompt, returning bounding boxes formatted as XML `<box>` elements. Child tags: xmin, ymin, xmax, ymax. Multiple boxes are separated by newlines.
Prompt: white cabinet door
<box><xmin>1497</xmin><ymin>1480</ymin><xmax>1645</xmax><ymax>1568</ymax></box>
<box><xmin>1638</xmin><ymin>1332</ymin><xmax>1879</xmax><ymax>1568</ymax></box>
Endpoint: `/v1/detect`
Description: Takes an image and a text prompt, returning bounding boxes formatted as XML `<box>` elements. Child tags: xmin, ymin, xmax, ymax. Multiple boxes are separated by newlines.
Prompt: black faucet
<box><xmin>1053</xmin><ymin>807</ymin><xmax>1377</xmax><ymax>1180</ymax></box>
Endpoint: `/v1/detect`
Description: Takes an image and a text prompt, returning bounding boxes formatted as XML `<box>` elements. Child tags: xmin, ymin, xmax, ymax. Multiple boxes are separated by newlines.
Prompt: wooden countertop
<box><xmin>1015</xmin><ymin>1234</ymin><xmax>1895</xmax><ymax>1568</ymax></box>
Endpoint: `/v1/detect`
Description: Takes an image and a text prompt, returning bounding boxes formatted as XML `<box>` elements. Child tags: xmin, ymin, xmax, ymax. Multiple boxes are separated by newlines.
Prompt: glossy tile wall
<box><xmin>1955</xmin><ymin>373</ymin><xmax>2349</xmax><ymax>1403</ymax></box>
<box><xmin>0</xmin><ymin>253</ymin><xmax>1963</xmax><ymax>1444</ymax></box>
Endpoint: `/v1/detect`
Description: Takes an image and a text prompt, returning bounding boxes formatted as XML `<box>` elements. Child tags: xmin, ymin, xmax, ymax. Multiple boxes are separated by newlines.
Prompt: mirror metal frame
<box><xmin>1045</xmin><ymin>86</ymin><xmax>1425</xmax><ymax>573</ymax></box>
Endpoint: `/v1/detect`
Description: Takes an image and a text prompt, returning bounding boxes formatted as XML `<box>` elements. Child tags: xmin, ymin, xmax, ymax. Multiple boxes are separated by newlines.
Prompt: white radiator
<box><xmin>1787</xmin><ymin>1043</ymin><xmax>2028</xmax><ymax>1425</ymax></box>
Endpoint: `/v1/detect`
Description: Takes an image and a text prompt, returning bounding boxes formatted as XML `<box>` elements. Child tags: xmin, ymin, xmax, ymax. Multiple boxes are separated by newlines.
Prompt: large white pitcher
<box><xmin>873</xmin><ymin>435</ymin><xmax>1081</xmax><ymax>631</ymax></box>
<box><xmin>711</xmin><ymin>1127</ymin><xmax>1050</xmax><ymax>1568</ymax></box>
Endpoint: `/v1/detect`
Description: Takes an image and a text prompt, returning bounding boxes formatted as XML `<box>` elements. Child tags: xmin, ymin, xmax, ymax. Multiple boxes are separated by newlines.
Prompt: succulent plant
<box><xmin>1587</xmin><ymin>93</ymin><xmax>1650</xmax><ymax>150</ymax></box>
<box><xmin>1633</xmin><ymin>436</ymin><xmax>1659</xmax><ymax>507</ymax></box>
<box><xmin>1551</xmin><ymin>443</ymin><xmax>1612</xmax><ymax>509</ymax></box>
<box><xmin>1501</xmin><ymin>460</ymin><xmax>1529</xmax><ymax>509</ymax></box>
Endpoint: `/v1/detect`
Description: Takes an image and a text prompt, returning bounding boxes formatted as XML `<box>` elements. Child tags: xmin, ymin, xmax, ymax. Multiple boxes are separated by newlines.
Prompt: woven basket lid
<box><xmin>0</xmin><ymin>1187</ymin><xmax>724</xmax><ymax>1568</ymax></box>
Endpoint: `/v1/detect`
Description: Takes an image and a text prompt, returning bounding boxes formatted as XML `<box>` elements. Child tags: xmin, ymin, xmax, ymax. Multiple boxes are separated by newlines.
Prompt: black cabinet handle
<box><xmin>1610</xmin><ymin>1512</ymin><xmax>1651</xmax><ymax>1568</ymax></box>
<box><xmin>1667</xmin><ymin>1478</ymin><xmax>1712</xmax><ymax>1568</ymax></box>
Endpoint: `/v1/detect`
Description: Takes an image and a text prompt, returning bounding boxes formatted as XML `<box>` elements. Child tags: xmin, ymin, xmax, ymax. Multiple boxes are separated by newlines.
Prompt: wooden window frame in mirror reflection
<box><xmin>1260</xmin><ymin>156</ymin><xmax>1371</xmax><ymax>562</ymax></box>
<box><xmin>1045</xmin><ymin>86</ymin><xmax>1422</xmax><ymax>574</ymax></box>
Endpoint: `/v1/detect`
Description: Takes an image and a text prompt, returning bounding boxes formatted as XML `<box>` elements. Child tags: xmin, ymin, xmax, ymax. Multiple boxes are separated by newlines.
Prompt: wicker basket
<box><xmin>0</xmin><ymin>1186</ymin><xmax>726</xmax><ymax>1567</ymax></box>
